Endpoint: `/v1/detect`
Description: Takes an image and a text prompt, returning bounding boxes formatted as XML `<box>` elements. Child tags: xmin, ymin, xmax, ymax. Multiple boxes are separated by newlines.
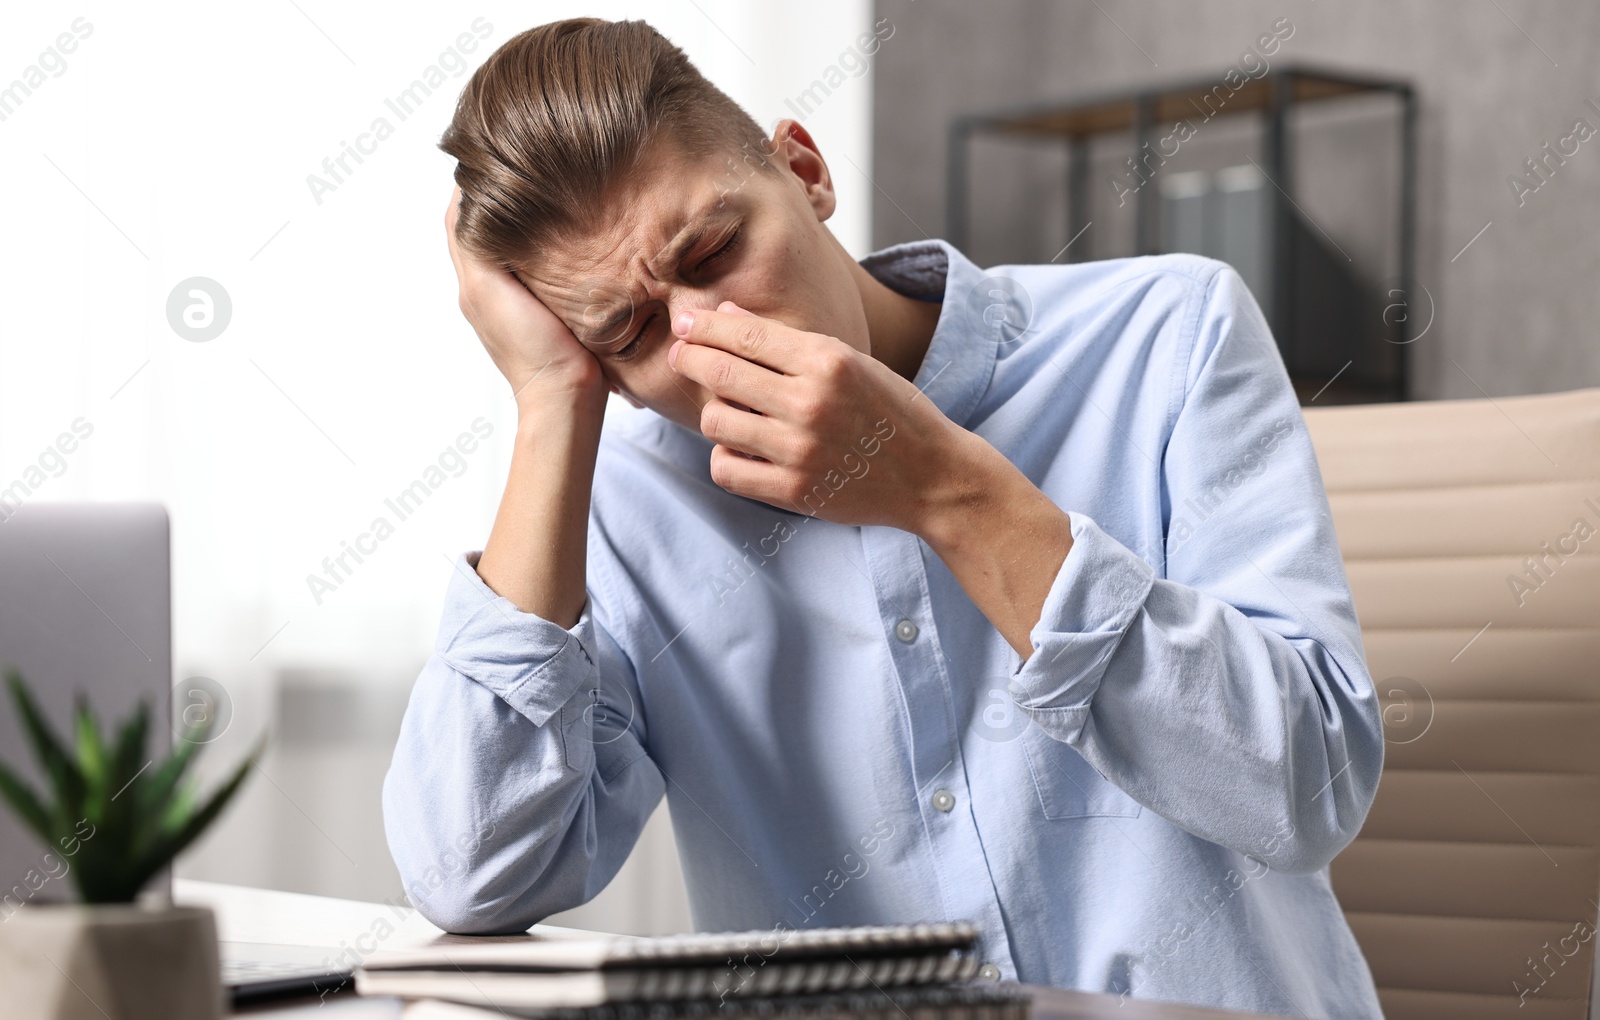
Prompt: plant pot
<box><xmin>0</xmin><ymin>901</ymin><xmax>223</xmax><ymax>1020</ymax></box>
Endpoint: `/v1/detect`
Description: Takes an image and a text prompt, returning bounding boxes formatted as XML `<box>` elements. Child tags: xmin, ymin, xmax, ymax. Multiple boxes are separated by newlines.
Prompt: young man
<box><xmin>382</xmin><ymin>17</ymin><xmax>1385</xmax><ymax>1019</ymax></box>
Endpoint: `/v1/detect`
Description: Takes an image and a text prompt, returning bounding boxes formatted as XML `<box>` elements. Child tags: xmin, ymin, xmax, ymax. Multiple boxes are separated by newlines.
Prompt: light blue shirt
<box><xmin>382</xmin><ymin>239</ymin><xmax>1386</xmax><ymax>1019</ymax></box>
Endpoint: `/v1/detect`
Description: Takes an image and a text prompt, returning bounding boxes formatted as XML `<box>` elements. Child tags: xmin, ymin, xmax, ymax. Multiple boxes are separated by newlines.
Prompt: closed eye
<box><xmin>611</xmin><ymin>313</ymin><xmax>654</xmax><ymax>361</ymax></box>
<box><xmin>698</xmin><ymin>228</ymin><xmax>741</xmax><ymax>271</ymax></box>
<box><xmin>611</xmin><ymin>229</ymin><xmax>741</xmax><ymax>361</ymax></box>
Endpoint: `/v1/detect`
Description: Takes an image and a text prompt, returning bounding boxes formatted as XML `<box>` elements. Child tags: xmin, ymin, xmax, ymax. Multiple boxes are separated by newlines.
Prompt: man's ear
<box><xmin>769</xmin><ymin>118</ymin><xmax>836</xmax><ymax>222</ymax></box>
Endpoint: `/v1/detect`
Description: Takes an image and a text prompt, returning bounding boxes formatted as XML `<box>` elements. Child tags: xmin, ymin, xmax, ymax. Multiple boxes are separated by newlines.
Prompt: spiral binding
<box><xmin>502</xmin><ymin>982</ymin><xmax>1030</xmax><ymax>1020</ymax></box>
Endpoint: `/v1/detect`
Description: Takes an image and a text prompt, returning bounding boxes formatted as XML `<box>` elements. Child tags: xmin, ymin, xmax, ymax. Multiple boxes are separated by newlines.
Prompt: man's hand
<box><xmin>446</xmin><ymin>184</ymin><xmax>607</xmax><ymax>626</ymax></box>
<box><xmin>445</xmin><ymin>185</ymin><xmax>607</xmax><ymax>411</ymax></box>
<box><xmin>670</xmin><ymin>300</ymin><xmax>1075</xmax><ymax>659</ymax></box>
<box><xmin>666</xmin><ymin>300</ymin><xmax>987</xmax><ymax>534</ymax></box>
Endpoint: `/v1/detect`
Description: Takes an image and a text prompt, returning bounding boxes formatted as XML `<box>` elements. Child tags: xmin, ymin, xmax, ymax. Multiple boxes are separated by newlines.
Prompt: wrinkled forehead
<box><xmin>517</xmin><ymin>149</ymin><xmax>749</xmax><ymax>342</ymax></box>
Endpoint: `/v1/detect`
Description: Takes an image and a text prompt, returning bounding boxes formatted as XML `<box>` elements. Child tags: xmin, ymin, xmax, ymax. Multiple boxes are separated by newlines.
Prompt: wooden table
<box><xmin>174</xmin><ymin>881</ymin><xmax>1280</xmax><ymax>1019</ymax></box>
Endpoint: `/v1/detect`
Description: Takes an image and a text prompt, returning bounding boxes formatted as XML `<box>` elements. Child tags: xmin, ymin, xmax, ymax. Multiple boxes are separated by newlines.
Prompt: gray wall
<box><xmin>870</xmin><ymin>0</ymin><xmax>1600</xmax><ymax>400</ymax></box>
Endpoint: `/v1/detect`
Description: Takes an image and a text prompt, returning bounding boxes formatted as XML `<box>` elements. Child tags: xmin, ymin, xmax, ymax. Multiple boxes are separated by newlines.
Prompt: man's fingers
<box><xmin>445</xmin><ymin>186</ymin><xmax>472</xmax><ymax>297</ymax></box>
<box><xmin>444</xmin><ymin>187</ymin><xmax>526</xmax><ymax>319</ymax></box>
<box><xmin>707</xmin><ymin>442</ymin><xmax>781</xmax><ymax>500</ymax></box>
<box><xmin>444</xmin><ymin>185</ymin><xmax>464</xmax><ymax>259</ymax></box>
<box><xmin>671</xmin><ymin>305</ymin><xmax>816</xmax><ymax>375</ymax></box>
<box><xmin>699</xmin><ymin>396</ymin><xmax>783</xmax><ymax>462</ymax></box>
<box><xmin>445</xmin><ymin>184</ymin><xmax>461</xmax><ymax>231</ymax></box>
<box><xmin>671</xmin><ymin>341</ymin><xmax>785</xmax><ymax>417</ymax></box>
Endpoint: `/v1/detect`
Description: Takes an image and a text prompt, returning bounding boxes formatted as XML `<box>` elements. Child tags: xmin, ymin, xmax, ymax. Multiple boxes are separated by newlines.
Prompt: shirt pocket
<box><xmin>1019</xmin><ymin>720</ymin><xmax>1142</xmax><ymax>819</ymax></box>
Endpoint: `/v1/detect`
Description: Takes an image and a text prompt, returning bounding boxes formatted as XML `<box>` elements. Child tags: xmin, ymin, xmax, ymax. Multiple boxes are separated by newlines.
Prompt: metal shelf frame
<box><xmin>946</xmin><ymin>64</ymin><xmax>1418</xmax><ymax>401</ymax></box>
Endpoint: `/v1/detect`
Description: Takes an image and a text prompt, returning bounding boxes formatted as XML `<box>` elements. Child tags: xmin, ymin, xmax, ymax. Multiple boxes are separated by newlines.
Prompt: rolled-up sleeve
<box><xmin>435</xmin><ymin>553</ymin><xmax>599</xmax><ymax>729</ymax></box>
<box><xmin>381</xmin><ymin>550</ymin><xmax>664</xmax><ymax>933</ymax></box>
<box><xmin>1008</xmin><ymin>264</ymin><xmax>1383</xmax><ymax>875</ymax></box>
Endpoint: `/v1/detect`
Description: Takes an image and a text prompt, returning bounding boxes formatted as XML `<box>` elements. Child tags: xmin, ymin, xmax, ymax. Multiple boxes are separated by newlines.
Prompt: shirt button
<box><xmin>978</xmin><ymin>963</ymin><xmax>1002</xmax><ymax>981</ymax></box>
<box><xmin>931</xmin><ymin>789</ymin><xmax>955</xmax><ymax>812</ymax></box>
<box><xmin>895</xmin><ymin>619</ymin><xmax>918</xmax><ymax>642</ymax></box>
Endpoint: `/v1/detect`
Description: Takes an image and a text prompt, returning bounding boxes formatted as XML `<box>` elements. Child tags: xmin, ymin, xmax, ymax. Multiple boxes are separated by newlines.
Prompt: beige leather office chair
<box><xmin>1305</xmin><ymin>386</ymin><xmax>1600</xmax><ymax>1020</ymax></box>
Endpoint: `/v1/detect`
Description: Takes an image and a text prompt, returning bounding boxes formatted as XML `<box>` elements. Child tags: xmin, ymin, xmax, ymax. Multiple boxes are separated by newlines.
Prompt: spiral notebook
<box><xmin>398</xmin><ymin>981</ymin><xmax>1031</xmax><ymax>1020</ymax></box>
<box><xmin>355</xmin><ymin>922</ymin><xmax>981</xmax><ymax>1009</ymax></box>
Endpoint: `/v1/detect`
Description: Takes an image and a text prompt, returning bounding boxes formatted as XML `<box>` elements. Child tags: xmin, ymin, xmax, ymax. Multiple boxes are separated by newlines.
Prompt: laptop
<box><xmin>0</xmin><ymin>501</ymin><xmax>352</xmax><ymax>1003</ymax></box>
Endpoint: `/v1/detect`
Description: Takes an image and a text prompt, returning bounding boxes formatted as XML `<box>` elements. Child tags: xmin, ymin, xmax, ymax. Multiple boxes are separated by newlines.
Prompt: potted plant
<box><xmin>0</xmin><ymin>666</ymin><xmax>262</xmax><ymax>1020</ymax></box>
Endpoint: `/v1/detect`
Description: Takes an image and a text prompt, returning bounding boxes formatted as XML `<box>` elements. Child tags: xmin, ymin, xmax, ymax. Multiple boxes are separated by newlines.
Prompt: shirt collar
<box><xmin>857</xmin><ymin>237</ymin><xmax>1000</xmax><ymax>430</ymax></box>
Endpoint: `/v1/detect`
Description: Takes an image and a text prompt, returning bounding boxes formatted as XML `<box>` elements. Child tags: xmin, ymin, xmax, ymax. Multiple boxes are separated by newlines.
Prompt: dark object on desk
<box><xmin>222</xmin><ymin>942</ymin><xmax>355</xmax><ymax>1005</ymax></box>
<box><xmin>398</xmin><ymin>982</ymin><xmax>1031</xmax><ymax>1020</ymax></box>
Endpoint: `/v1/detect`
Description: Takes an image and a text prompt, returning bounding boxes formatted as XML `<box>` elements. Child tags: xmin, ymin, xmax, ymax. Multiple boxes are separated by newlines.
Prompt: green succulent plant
<box><xmin>0</xmin><ymin>665</ymin><xmax>264</xmax><ymax>903</ymax></box>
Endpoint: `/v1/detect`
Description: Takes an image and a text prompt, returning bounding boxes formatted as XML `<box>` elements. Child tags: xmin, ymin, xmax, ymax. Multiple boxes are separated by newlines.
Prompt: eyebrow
<box><xmin>576</xmin><ymin>201</ymin><xmax>729</xmax><ymax>345</ymax></box>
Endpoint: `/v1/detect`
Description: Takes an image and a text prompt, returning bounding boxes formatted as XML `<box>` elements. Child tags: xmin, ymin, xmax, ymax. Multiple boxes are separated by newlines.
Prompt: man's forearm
<box><xmin>475</xmin><ymin>389</ymin><xmax>608</xmax><ymax>627</ymax></box>
<box><xmin>914</xmin><ymin>431</ymin><xmax>1074</xmax><ymax>661</ymax></box>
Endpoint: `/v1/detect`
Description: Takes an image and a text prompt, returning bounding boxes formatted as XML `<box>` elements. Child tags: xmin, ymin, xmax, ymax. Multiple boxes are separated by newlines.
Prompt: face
<box><xmin>516</xmin><ymin>119</ymin><xmax>868</xmax><ymax>435</ymax></box>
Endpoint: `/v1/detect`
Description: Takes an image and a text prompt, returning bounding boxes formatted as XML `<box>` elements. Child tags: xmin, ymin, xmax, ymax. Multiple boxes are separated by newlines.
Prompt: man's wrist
<box><xmin>911</xmin><ymin>430</ymin><xmax>1074</xmax><ymax>658</ymax></box>
<box><xmin>911</xmin><ymin>429</ymin><xmax>1017</xmax><ymax>554</ymax></box>
<box><xmin>513</xmin><ymin>378</ymin><xmax>609</xmax><ymax>435</ymax></box>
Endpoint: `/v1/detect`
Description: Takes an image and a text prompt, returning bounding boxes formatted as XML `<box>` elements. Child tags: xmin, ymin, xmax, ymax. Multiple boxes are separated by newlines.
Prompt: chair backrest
<box><xmin>1304</xmin><ymin>386</ymin><xmax>1600</xmax><ymax>1020</ymax></box>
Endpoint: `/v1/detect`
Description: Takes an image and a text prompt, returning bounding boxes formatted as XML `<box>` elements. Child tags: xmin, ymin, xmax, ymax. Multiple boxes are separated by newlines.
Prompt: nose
<box><xmin>658</xmin><ymin>283</ymin><xmax>724</xmax><ymax>330</ymax></box>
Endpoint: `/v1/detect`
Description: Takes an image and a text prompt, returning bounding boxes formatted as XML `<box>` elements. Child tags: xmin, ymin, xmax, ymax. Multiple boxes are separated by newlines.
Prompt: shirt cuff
<box><xmin>434</xmin><ymin>550</ymin><xmax>599</xmax><ymax>729</ymax></box>
<box><xmin>1009</xmin><ymin>512</ymin><xmax>1156</xmax><ymax>742</ymax></box>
